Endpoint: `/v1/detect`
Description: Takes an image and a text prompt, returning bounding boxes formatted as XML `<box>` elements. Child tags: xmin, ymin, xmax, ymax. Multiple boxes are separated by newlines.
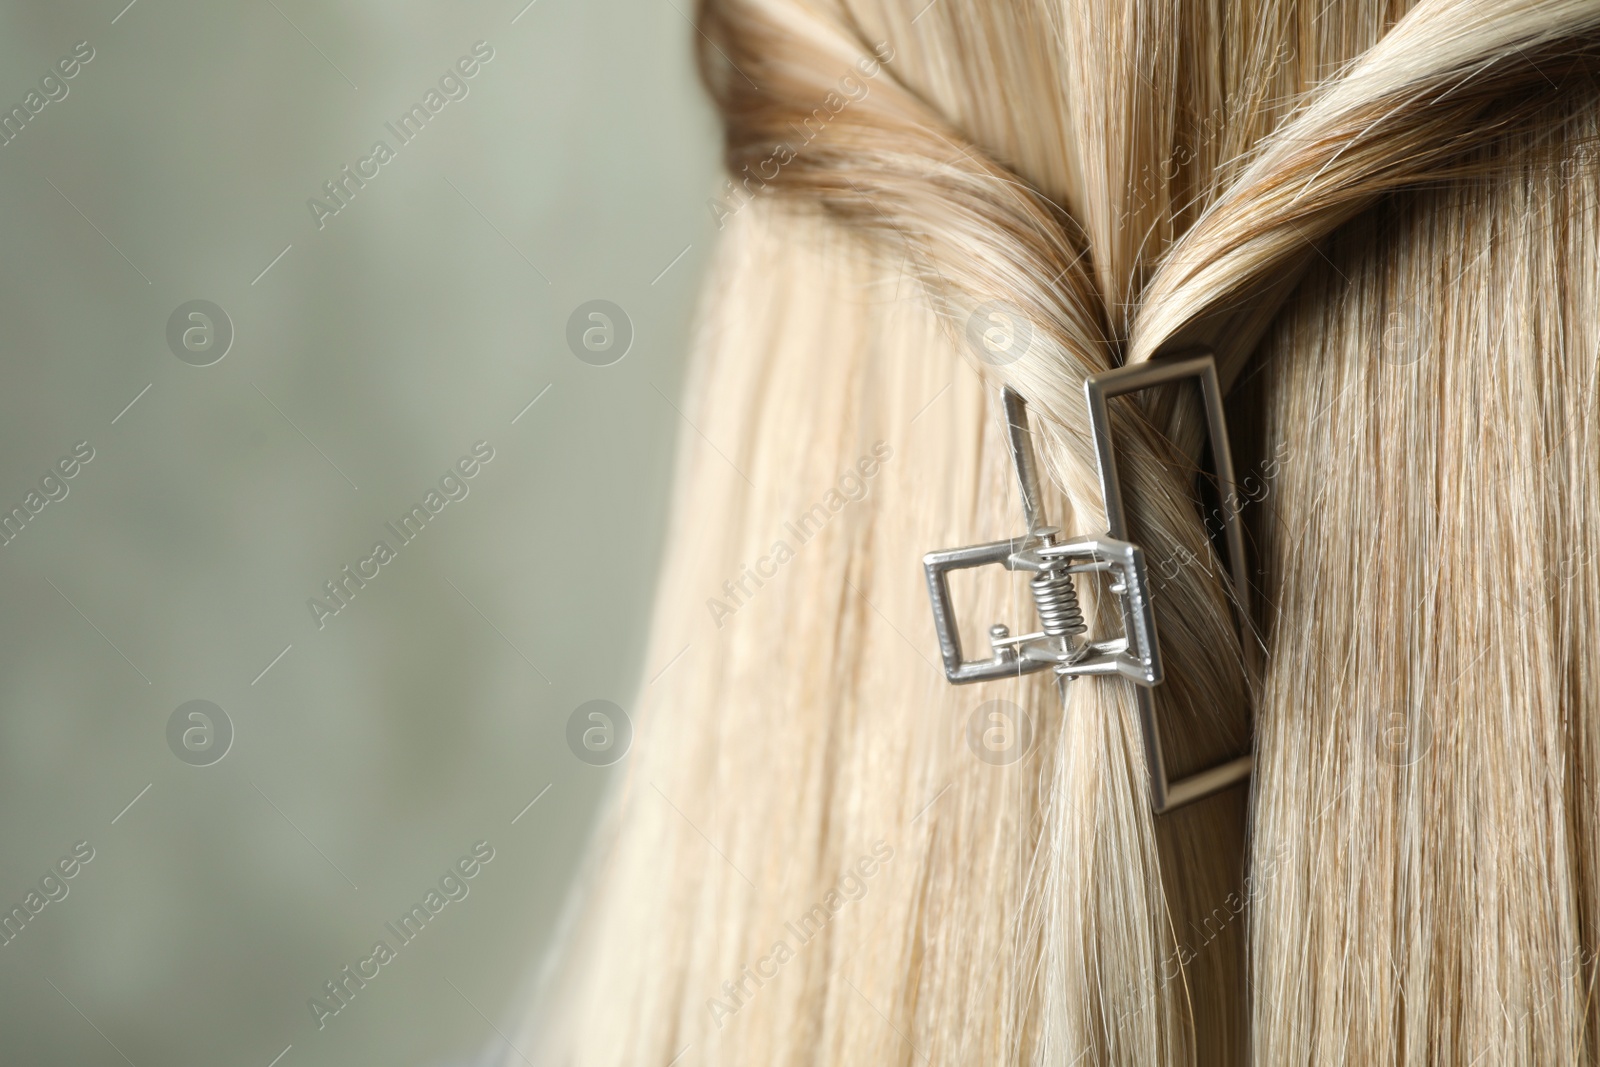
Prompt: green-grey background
<box><xmin>0</xmin><ymin>1</ymin><xmax>717</xmax><ymax>1063</ymax></box>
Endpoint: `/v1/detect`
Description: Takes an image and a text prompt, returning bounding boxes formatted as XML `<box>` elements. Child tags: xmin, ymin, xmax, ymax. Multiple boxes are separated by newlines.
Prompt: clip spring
<box><xmin>922</xmin><ymin>351</ymin><xmax>1253</xmax><ymax>813</ymax></box>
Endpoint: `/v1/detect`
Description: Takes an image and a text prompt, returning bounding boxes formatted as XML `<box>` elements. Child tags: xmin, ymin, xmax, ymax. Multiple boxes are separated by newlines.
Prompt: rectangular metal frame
<box><xmin>1086</xmin><ymin>352</ymin><xmax>1253</xmax><ymax>813</ymax></box>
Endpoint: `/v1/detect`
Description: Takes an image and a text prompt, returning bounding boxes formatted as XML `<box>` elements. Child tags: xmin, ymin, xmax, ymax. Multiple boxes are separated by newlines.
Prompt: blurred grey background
<box><xmin>0</xmin><ymin>1</ymin><xmax>717</xmax><ymax>1063</ymax></box>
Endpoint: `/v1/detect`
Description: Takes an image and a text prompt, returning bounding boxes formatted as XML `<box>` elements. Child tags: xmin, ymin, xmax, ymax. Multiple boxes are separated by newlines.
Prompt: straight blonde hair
<box><xmin>517</xmin><ymin>1</ymin><xmax>1600</xmax><ymax>1062</ymax></box>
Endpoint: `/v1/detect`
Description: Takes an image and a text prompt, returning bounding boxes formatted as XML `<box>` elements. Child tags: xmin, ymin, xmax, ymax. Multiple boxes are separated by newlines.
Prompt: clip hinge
<box><xmin>922</xmin><ymin>529</ymin><xmax>1160</xmax><ymax>687</ymax></box>
<box><xmin>921</xmin><ymin>351</ymin><xmax>1253</xmax><ymax>813</ymax></box>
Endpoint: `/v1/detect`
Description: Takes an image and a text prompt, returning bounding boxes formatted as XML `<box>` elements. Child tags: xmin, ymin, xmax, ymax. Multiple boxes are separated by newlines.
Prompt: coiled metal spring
<box><xmin>1030</xmin><ymin>568</ymin><xmax>1085</xmax><ymax>638</ymax></box>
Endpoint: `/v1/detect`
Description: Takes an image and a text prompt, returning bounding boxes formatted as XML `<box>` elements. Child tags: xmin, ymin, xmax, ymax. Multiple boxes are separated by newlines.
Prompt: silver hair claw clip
<box><xmin>923</xmin><ymin>351</ymin><xmax>1253</xmax><ymax>813</ymax></box>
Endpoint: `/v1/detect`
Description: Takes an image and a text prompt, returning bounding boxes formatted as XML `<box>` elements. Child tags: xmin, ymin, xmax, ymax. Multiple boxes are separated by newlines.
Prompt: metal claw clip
<box><xmin>922</xmin><ymin>351</ymin><xmax>1253</xmax><ymax>813</ymax></box>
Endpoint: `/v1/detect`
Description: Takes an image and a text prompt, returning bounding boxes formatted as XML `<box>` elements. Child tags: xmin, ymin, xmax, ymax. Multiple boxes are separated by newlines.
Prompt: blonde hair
<box><xmin>517</xmin><ymin>1</ymin><xmax>1600</xmax><ymax>1063</ymax></box>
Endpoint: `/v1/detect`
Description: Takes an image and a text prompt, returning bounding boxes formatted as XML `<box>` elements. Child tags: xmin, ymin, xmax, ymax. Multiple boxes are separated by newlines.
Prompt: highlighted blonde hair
<box><xmin>519</xmin><ymin>1</ymin><xmax>1600</xmax><ymax>1062</ymax></box>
